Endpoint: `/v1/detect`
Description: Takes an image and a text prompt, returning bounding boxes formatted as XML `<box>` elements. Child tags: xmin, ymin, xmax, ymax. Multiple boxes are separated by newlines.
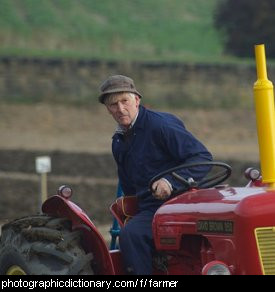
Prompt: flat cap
<box><xmin>98</xmin><ymin>75</ymin><xmax>142</xmax><ymax>104</ymax></box>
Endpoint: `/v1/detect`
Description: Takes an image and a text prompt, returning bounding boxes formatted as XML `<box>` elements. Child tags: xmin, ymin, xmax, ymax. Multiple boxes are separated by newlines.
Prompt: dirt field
<box><xmin>0</xmin><ymin>102</ymin><xmax>260</xmax><ymax>227</ymax></box>
<box><xmin>0</xmin><ymin>103</ymin><xmax>259</xmax><ymax>161</ymax></box>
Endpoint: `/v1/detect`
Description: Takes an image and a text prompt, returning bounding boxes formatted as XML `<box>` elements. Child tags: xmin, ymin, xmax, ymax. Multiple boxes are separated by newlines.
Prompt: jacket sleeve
<box><xmin>159</xmin><ymin>121</ymin><xmax>213</xmax><ymax>191</ymax></box>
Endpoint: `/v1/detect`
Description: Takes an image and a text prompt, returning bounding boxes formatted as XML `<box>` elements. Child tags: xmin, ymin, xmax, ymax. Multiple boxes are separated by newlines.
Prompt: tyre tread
<box><xmin>0</xmin><ymin>215</ymin><xmax>94</xmax><ymax>275</ymax></box>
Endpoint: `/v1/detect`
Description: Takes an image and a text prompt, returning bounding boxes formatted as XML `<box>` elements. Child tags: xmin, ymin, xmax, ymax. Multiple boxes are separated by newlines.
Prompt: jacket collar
<box><xmin>133</xmin><ymin>105</ymin><xmax>146</xmax><ymax>130</ymax></box>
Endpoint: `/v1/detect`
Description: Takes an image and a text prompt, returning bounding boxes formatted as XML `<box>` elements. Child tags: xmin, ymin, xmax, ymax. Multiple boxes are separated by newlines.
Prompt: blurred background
<box><xmin>0</xmin><ymin>0</ymin><xmax>275</xmax><ymax>230</ymax></box>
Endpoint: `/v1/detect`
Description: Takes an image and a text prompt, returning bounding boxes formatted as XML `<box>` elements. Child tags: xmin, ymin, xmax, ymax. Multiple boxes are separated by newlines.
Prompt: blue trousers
<box><xmin>119</xmin><ymin>209</ymin><xmax>155</xmax><ymax>275</ymax></box>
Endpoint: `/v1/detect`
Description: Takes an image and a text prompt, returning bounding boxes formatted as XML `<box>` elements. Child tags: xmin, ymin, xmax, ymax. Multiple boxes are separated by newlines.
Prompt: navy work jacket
<box><xmin>112</xmin><ymin>105</ymin><xmax>213</xmax><ymax>211</ymax></box>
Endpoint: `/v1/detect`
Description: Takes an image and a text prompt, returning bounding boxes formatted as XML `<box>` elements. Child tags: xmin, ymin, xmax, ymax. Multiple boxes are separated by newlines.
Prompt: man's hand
<box><xmin>152</xmin><ymin>179</ymin><xmax>172</xmax><ymax>200</ymax></box>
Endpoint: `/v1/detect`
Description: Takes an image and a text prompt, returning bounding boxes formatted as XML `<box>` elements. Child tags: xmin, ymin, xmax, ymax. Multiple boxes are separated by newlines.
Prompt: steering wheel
<box><xmin>149</xmin><ymin>161</ymin><xmax>232</xmax><ymax>196</ymax></box>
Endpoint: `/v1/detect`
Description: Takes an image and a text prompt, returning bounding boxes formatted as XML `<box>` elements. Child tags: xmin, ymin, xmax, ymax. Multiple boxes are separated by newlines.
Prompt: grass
<box><xmin>0</xmin><ymin>0</ymin><xmax>226</xmax><ymax>62</ymax></box>
<box><xmin>1</xmin><ymin>0</ymin><xmax>273</xmax><ymax>109</ymax></box>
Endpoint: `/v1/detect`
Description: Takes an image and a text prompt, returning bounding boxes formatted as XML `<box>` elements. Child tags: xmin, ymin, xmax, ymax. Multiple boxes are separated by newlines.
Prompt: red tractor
<box><xmin>0</xmin><ymin>162</ymin><xmax>273</xmax><ymax>276</ymax></box>
<box><xmin>0</xmin><ymin>44</ymin><xmax>275</xmax><ymax>275</ymax></box>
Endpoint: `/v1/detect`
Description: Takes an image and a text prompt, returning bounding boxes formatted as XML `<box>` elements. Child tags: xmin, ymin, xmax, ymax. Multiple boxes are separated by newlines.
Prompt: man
<box><xmin>98</xmin><ymin>75</ymin><xmax>212</xmax><ymax>274</ymax></box>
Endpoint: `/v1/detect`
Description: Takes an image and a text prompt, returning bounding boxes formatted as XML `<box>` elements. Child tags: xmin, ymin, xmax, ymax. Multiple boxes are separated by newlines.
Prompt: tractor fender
<box><xmin>42</xmin><ymin>195</ymin><xmax>116</xmax><ymax>275</ymax></box>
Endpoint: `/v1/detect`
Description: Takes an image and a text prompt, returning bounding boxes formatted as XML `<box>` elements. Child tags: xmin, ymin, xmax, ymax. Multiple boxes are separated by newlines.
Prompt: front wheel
<box><xmin>0</xmin><ymin>215</ymin><xmax>94</xmax><ymax>275</ymax></box>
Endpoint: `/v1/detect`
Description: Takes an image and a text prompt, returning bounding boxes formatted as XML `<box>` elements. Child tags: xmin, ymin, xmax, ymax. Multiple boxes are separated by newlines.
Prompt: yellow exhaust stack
<box><xmin>254</xmin><ymin>44</ymin><xmax>275</xmax><ymax>187</ymax></box>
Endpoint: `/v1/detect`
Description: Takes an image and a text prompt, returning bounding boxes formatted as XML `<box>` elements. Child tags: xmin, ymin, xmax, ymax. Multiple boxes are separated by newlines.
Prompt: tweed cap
<box><xmin>98</xmin><ymin>75</ymin><xmax>142</xmax><ymax>104</ymax></box>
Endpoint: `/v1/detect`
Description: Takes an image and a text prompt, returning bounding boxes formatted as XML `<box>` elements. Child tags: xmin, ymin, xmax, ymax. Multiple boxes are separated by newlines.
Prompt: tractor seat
<box><xmin>110</xmin><ymin>196</ymin><xmax>138</xmax><ymax>227</ymax></box>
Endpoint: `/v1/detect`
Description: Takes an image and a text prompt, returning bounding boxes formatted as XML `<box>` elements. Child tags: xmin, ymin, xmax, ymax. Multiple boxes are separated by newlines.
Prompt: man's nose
<box><xmin>117</xmin><ymin>101</ymin><xmax>125</xmax><ymax>112</ymax></box>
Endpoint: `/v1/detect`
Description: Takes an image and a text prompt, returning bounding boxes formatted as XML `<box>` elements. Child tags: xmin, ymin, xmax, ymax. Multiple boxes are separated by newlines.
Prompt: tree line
<box><xmin>214</xmin><ymin>0</ymin><xmax>275</xmax><ymax>58</ymax></box>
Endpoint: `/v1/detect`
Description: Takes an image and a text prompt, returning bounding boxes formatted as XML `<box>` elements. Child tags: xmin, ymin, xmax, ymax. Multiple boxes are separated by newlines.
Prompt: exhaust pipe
<box><xmin>254</xmin><ymin>44</ymin><xmax>275</xmax><ymax>187</ymax></box>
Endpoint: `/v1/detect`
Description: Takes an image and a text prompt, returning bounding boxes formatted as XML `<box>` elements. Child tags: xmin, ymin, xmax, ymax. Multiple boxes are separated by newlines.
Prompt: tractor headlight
<box><xmin>58</xmin><ymin>185</ymin><xmax>72</xmax><ymax>199</ymax></box>
<box><xmin>202</xmin><ymin>261</ymin><xmax>231</xmax><ymax>275</ymax></box>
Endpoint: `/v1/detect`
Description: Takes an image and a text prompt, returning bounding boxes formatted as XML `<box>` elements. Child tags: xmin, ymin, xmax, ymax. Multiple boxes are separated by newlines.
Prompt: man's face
<box><xmin>106</xmin><ymin>93</ymin><xmax>140</xmax><ymax>128</ymax></box>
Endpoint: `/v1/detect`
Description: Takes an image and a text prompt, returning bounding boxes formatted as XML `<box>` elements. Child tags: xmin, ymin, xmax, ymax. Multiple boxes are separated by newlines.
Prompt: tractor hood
<box><xmin>155</xmin><ymin>186</ymin><xmax>272</xmax><ymax>219</ymax></box>
<box><xmin>153</xmin><ymin>186</ymin><xmax>275</xmax><ymax>250</ymax></box>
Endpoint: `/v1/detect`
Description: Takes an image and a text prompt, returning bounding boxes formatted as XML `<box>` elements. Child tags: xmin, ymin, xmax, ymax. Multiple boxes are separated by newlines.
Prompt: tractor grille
<box><xmin>255</xmin><ymin>227</ymin><xmax>275</xmax><ymax>275</ymax></box>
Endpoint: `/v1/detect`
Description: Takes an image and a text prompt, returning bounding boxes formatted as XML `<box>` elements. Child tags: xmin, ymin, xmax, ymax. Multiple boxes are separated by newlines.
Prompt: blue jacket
<box><xmin>112</xmin><ymin>105</ymin><xmax>213</xmax><ymax>210</ymax></box>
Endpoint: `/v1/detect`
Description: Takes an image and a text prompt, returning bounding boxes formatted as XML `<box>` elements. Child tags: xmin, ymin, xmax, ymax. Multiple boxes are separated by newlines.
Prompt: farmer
<box><xmin>98</xmin><ymin>75</ymin><xmax>212</xmax><ymax>274</ymax></box>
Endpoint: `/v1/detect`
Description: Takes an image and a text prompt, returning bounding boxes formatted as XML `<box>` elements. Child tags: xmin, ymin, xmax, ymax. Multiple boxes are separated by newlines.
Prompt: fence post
<box><xmin>35</xmin><ymin>156</ymin><xmax>51</xmax><ymax>212</ymax></box>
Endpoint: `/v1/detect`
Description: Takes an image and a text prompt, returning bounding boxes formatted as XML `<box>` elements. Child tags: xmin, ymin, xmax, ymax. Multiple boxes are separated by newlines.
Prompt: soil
<box><xmin>0</xmin><ymin>103</ymin><xmax>259</xmax><ymax>160</ymax></box>
<box><xmin>0</xmin><ymin>103</ymin><xmax>261</xmax><ymax>226</ymax></box>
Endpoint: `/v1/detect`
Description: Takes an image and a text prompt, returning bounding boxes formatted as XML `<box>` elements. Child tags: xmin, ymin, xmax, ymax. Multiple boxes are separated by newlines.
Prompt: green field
<box><xmin>0</xmin><ymin>0</ymin><xmax>229</xmax><ymax>62</ymax></box>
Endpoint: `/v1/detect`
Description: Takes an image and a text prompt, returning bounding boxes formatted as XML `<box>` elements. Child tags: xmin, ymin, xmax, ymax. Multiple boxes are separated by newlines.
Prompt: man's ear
<box><xmin>105</xmin><ymin>104</ymin><xmax>112</xmax><ymax>115</ymax></box>
<box><xmin>135</xmin><ymin>95</ymin><xmax>140</xmax><ymax>108</ymax></box>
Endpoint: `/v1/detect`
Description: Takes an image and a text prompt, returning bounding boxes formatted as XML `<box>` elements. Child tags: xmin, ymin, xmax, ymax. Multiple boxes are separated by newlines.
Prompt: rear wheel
<box><xmin>0</xmin><ymin>215</ymin><xmax>94</xmax><ymax>275</ymax></box>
